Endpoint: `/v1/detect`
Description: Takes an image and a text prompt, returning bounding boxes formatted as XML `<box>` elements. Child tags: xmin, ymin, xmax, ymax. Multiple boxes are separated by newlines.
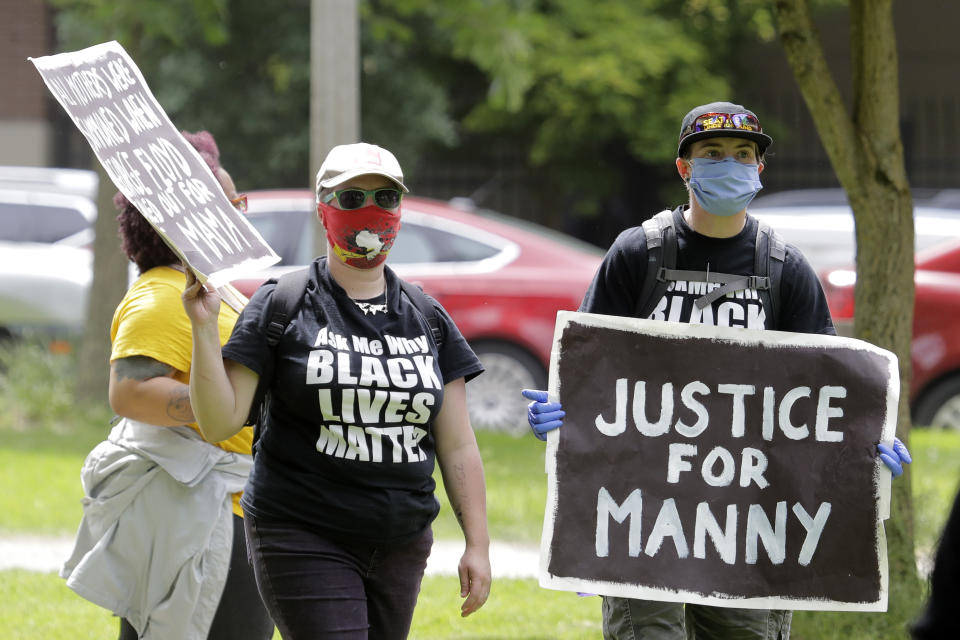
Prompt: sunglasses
<box><xmin>323</xmin><ymin>188</ymin><xmax>403</xmax><ymax>210</ymax></box>
<box><xmin>230</xmin><ymin>194</ymin><xmax>248</xmax><ymax>213</ymax></box>
<box><xmin>682</xmin><ymin>112</ymin><xmax>762</xmax><ymax>137</ymax></box>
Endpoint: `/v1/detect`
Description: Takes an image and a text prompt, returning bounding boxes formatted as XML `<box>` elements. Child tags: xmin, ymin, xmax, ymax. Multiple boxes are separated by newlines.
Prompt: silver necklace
<box><xmin>353</xmin><ymin>280</ymin><xmax>388</xmax><ymax>316</ymax></box>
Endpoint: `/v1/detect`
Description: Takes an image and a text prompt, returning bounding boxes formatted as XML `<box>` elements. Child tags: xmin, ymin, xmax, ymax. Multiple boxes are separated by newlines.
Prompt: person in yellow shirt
<box><xmin>64</xmin><ymin>130</ymin><xmax>273</xmax><ymax>640</ymax></box>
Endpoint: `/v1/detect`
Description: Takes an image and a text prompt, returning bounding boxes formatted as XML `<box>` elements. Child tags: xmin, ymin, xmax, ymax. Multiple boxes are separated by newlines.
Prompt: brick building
<box><xmin>1</xmin><ymin>0</ymin><xmax>54</xmax><ymax>167</ymax></box>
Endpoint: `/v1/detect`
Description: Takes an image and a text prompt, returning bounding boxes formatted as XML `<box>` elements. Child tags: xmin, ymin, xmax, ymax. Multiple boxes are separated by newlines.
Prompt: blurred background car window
<box><xmin>390</xmin><ymin>223</ymin><xmax>500</xmax><ymax>264</ymax></box>
<box><xmin>245</xmin><ymin>209</ymin><xmax>312</xmax><ymax>266</ymax></box>
<box><xmin>0</xmin><ymin>200</ymin><xmax>90</xmax><ymax>243</ymax></box>
<box><xmin>0</xmin><ymin>166</ymin><xmax>98</xmax><ymax>199</ymax></box>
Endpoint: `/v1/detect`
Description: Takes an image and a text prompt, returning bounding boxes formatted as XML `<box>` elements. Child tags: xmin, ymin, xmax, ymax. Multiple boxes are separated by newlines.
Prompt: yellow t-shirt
<box><xmin>110</xmin><ymin>265</ymin><xmax>251</xmax><ymax>516</ymax></box>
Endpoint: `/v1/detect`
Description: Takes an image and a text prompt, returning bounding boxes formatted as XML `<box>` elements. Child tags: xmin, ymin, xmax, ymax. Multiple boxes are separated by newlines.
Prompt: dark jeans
<box><xmin>244</xmin><ymin>513</ymin><xmax>433</xmax><ymax>640</ymax></box>
<box><xmin>602</xmin><ymin>597</ymin><xmax>792</xmax><ymax>640</ymax></box>
<box><xmin>119</xmin><ymin>513</ymin><xmax>275</xmax><ymax>640</ymax></box>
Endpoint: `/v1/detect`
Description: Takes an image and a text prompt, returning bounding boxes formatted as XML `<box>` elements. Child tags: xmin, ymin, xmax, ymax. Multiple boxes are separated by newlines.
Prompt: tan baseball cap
<box><xmin>315</xmin><ymin>143</ymin><xmax>409</xmax><ymax>198</ymax></box>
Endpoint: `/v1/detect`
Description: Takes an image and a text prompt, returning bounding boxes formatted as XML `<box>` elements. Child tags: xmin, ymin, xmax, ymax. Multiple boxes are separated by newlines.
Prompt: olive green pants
<box><xmin>602</xmin><ymin>597</ymin><xmax>791</xmax><ymax>640</ymax></box>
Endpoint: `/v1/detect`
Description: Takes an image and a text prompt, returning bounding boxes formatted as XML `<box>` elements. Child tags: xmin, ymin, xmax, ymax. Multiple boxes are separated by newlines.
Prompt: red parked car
<box><xmin>230</xmin><ymin>190</ymin><xmax>604</xmax><ymax>434</ymax></box>
<box><xmin>820</xmin><ymin>239</ymin><xmax>960</xmax><ymax>430</ymax></box>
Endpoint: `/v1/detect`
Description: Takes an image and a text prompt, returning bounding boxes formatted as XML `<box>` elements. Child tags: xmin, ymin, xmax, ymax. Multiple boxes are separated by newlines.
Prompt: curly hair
<box><xmin>116</xmin><ymin>130</ymin><xmax>222</xmax><ymax>274</ymax></box>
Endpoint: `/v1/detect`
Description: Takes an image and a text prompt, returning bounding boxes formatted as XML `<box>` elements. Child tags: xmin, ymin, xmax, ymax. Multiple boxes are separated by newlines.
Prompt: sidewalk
<box><xmin>0</xmin><ymin>536</ymin><xmax>541</xmax><ymax>579</ymax></box>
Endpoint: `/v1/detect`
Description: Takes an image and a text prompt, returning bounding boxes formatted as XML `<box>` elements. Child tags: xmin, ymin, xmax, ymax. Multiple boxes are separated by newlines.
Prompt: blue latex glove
<box><xmin>521</xmin><ymin>389</ymin><xmax>565</xmax><ymax>441</ymax></box>
<box><xmin>877</xmin><ymin>437</ymin><xmax>912</xmax><ymax>478</ymax></box>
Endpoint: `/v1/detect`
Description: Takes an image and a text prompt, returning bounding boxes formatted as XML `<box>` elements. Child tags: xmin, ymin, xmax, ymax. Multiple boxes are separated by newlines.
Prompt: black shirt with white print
<box><xmin>580</xmin><ymin>206</ymin><xmax>835</xmax><ymax>335</ymax></box>
<box><xmin>223</xmin><ymin>257</ymin><xmax>483</xmax><ymax>544</ymax></box>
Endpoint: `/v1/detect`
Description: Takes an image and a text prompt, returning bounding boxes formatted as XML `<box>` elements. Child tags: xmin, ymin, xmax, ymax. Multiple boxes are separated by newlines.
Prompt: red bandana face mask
<box><xmin>318</xmin><ymin>202</ymin><xmax>402</xmax><ymax>269</ymax></box>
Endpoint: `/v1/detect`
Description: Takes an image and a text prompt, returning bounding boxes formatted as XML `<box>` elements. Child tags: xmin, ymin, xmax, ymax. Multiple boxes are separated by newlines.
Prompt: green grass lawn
<box><xmin>0</xmin><ymin>570</ymin><xmax>601</xmax><ymax>640</ymax></box>
<box><xmin>910</xmin><ymin>428</ymin><xmax>960</xmax><ymax>558</ymax></box>
<box><xmin>2</xmin><ymin>341</ymin><xmax>959</xmax><ymax>639</ymax></box>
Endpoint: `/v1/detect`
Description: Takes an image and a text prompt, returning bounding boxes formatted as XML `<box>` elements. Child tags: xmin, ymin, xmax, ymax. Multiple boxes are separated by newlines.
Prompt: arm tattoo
<box><xmin>453</xmin><ymin>462</ymin><xmax>468</xmax><ymax>529</ymax></box>
<box><xmin>167</xmin><ymin>386</ymin><xmax>194</xmax><ymax>422</ymax></box>
<box><xmin>114</xmin><ymin>356</ymin><xmax>175</xmax><ymax>381</ymax></box>
<box><xmin>115</xmin><ymin>356</ymin><xmax>194</xmax><ymax>423</ymax></box>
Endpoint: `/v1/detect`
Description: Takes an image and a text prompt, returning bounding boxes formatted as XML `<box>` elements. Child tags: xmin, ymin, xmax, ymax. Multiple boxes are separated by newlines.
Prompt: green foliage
<box><xmin>51</xmin><ymin>0</ymin><xmax>312</xmax><ymax>189</ymax></box>
<box><xmin>362</xmin><ymin>0</ymin><xmax>790</xmax><ymax>214</ymax></box>
<box><xmin>457</xmin><ymin>1</ymin><xmax>725</xmax><ymax>163</ymax></box>
<box><xmin>0</xmin><ymin>340</ymin><xmax>112</xmax><ymax>445</ymax></box>
<box><xmin>51</xmin><ymin>0</ymin><xmax>230</xmax><ymax>50</ymax></box>
<box><xmin>50</xmin><ymin>0</ymin><xmax>460</xmax><ymax>190</ymax></box>
<box><xmin>358</xmin><ymin>10</ymin><xmax>460</xmax><ymax>178</ymax></box>
<box><xmin>49</xmin><ymin>0</ymin><xmax>793</xmax><ymax>218</ymax></box>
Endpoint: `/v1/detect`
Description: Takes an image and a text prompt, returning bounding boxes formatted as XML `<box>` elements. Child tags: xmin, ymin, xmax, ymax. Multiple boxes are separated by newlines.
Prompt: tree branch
<box><xmin>774</xmin><ymin>0</ymin><xmax>862</xmax><ymax>196</ymax></box>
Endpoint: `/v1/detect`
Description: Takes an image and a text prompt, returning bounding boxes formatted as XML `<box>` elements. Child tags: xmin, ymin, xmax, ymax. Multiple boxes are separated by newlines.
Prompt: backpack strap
<box><xmin>244</xmin><ymin>268</ymin><xmax>311</xmax><ymax>428</ymax></box>
<box><xmin>754</xmin><ymin>220</ymin><xmax>786</xmax><ymax>327</ymax></box>
<box><xmin>265</xmin><ymin>268</ymin><xmax>311</xmax><ymax>347</ymax></box>
<box><xmin>691</xmin><ymin>273</ymin><xmax>772</xmax><ymax>309</ymax></box>
<box><xmin>398</xmin><ymin>279</ymin><xmax>444</xmax><ymax>349</ymax></box>
<box><xmin>637</xmin><ymin>213</ymin><xmax>785</xmax><ymax>316</ymax></box>
<box><xmin>635</xmin><ymin>209</ymin><xmax>676</xmax><ymax>318</ymax></box>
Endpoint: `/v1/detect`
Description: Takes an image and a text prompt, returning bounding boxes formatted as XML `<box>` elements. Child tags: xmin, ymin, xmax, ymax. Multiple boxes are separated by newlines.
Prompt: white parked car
<box><xmin>750</xmin><ymin>188</ymin><xmax>960</xmax><ymax>272</ymax></box>
<box><xmin>0</xmin><ymin>168</ymin><xmax>98</xmax><ymax>338</ymax></box>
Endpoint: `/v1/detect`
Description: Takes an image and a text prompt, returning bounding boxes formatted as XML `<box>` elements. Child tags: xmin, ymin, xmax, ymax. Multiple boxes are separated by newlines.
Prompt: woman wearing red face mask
<box><xmin>182</xmin><ymin>143</ymin><xmax>491</xmax><ymax>639</ymax></box>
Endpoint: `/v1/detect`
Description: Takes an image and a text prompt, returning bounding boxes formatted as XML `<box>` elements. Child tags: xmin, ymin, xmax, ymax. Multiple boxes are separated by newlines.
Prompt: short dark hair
<box><xmin>116</xmin><ymin>131</ymin><xmax>221</xmax><ymax>274</ymax></box>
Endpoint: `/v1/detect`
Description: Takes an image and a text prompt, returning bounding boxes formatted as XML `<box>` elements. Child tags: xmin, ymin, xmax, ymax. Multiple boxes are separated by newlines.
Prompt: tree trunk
<box><xmin>774</xmin><ymin>0</ymin><xmax>921</xmax><ymax>623</ymax></box>
<box><xmin>74</xmin><ymin>163</ymin><xmax>129</xmax><ymax>406</ymax></box>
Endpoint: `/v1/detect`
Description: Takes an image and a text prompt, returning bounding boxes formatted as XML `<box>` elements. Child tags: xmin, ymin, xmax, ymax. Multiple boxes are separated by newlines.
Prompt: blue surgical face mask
<box><xmin>687</xmin><ymin>157</ymin><xmax>763</xmax><ymax>217</ymax></box>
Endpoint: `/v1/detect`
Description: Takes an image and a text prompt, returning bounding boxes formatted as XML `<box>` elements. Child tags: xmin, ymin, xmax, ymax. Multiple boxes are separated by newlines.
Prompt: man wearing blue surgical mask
<box><xmin>676</xmin><ymin>106</ymin><xmax>771</xmax><ymax>240</ymax></box>
<box><xmin>578</xmin><ymin>100</ymin><xmax>831</xmax><ymax>335</ymax></box>
<box><xmin>521</xmin><ymin>101</ymin><xmax>912</xmax><ymax>640</ymax></box>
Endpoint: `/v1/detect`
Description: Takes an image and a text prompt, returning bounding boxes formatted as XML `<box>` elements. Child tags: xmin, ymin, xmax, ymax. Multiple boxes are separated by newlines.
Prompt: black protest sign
<box><xmin>29</xmin><ymin>41</ymin><xmax>278</xmax><ymax>287</ymax></box>
<box><xmin>540</xmin><ymin>311</ymin><xmax>898</xmax><ymax>611</ymax></box>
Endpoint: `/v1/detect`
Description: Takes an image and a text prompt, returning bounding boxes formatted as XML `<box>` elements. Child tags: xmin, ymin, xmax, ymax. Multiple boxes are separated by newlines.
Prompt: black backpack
<box><xmin>244</xmin><ymin>267</ymin><xmax>444</xmax><ymax>452</ymax></box>
<box><xmin>634</xmin><ymin>209</ymin><xmax>786</xmax><ymax>325</ymax></box>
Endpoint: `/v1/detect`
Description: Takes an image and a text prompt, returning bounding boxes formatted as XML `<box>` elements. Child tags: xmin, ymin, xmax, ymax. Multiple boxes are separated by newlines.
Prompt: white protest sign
<box><xmin>540</xmin><ymin>311</ymin><xmax>899</xmax><ymax>611</ymax></box>
<box><xmin>29</xmin><ymin>41</ymin><xmax>279</xmax><ymax>288</ymax></box>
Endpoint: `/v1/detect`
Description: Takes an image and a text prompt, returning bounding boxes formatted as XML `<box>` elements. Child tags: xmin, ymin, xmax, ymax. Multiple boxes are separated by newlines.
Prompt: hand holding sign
<box><xmin>877</xmin><ymin>438</ymin><xmax>912</xmax><ymax>477</ymax></box>
<box><xmin>181</xmin><ymin>265</ymin><xmax>222</xmax><ymax>328</ymax></box>
<box><xmin>521</xmin><ymin>389</ymin><xmax>564</xmax><ymax>440</ymax></box>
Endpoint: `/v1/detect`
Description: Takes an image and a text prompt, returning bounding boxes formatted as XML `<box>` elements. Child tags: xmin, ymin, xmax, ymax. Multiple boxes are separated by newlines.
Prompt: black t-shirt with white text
<box><xmin>223</xmin><ymin>258</ymin><xmax>483</xmax><ymax>543</ymax></box>
<box><xmin>580</xmin><ymin>206</ymin><xmax>835</xmax><ymax>335</ymax></box>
